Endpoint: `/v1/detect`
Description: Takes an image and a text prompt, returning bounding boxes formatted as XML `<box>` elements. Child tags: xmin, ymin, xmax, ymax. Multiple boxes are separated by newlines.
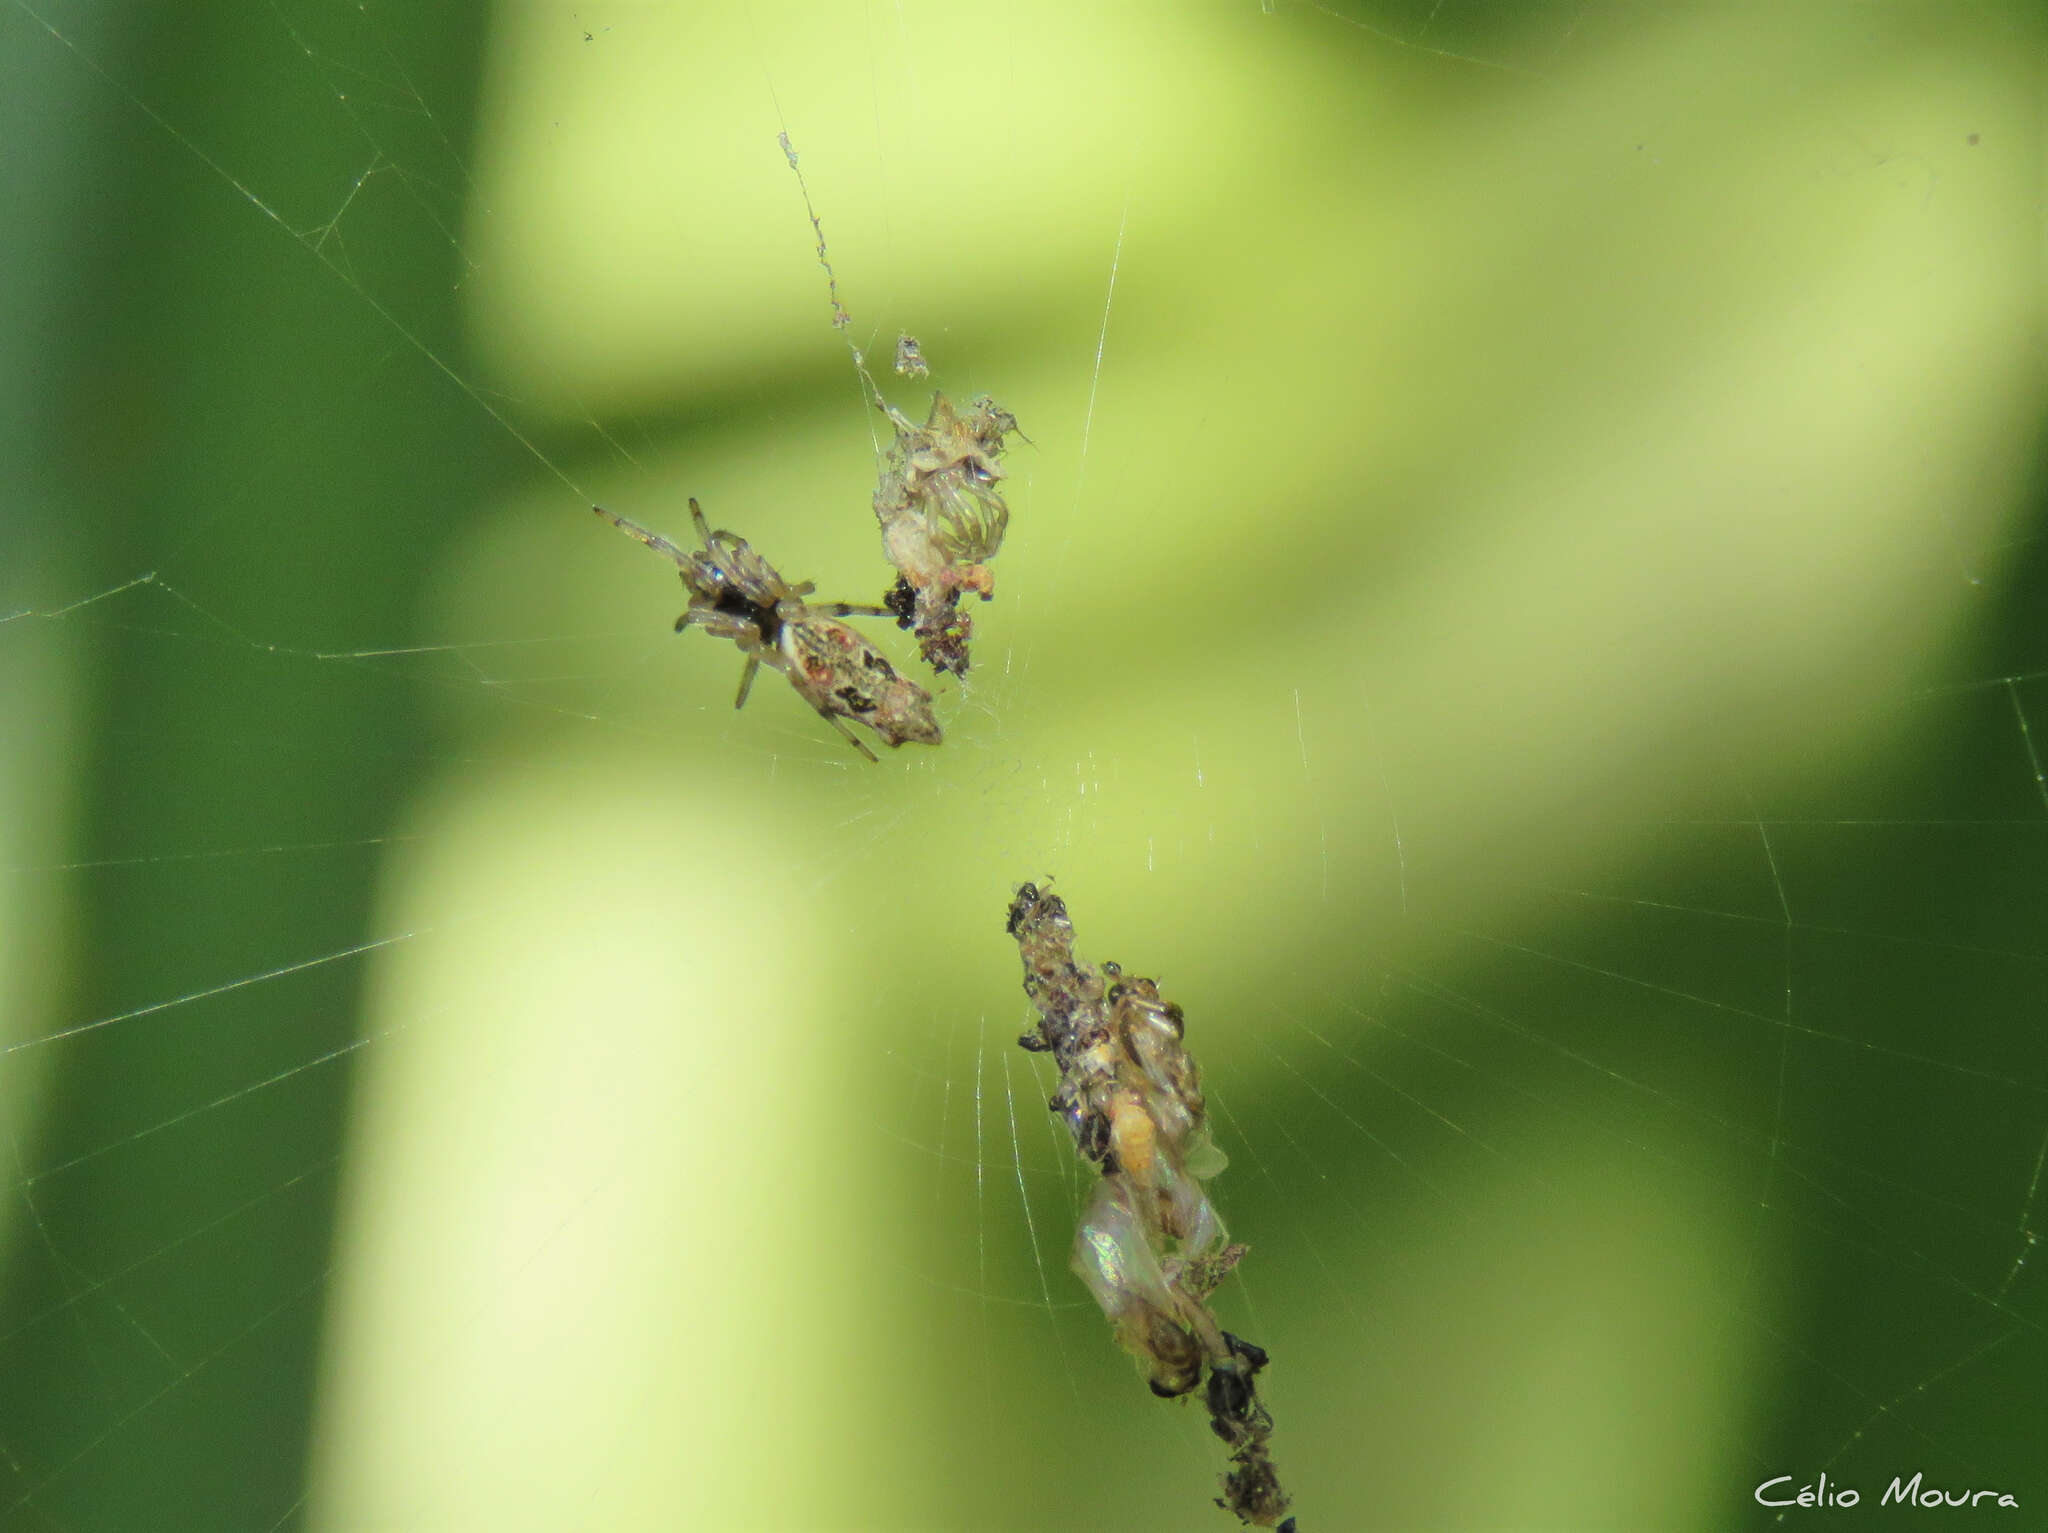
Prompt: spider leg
<box><xmin>733</xmin><ymin>653</ymin><xmax>761</xmax><ymax>711</ymax></box>
<box><xmin>815</xmin><ymin>706</ymin><xmax>880</xmax><ymax>763</ymax></box>
<box><xmin>810</xmin><ymin>601</ymin><xmax>896</xmax><ymax>619</ymax></box>
<box><xmin>593</xmin><ymin>505</ymin><xmax>693</xmax><ymax>568</ymax></box>
<box><xmin>675</xmin><ymin>608</ymin><xmax>759</xmax><ymax>640</ymax></box>
<box><xmin>688</xmin><ymin>497</ymin><xmax>715</xmax><ymax>545</ymax></box>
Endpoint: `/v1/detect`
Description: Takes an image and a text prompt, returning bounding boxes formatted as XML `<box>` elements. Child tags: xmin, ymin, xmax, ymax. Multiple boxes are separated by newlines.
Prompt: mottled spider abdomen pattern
<box><xmin>781</xmin><ymin>616</ymin><xmax>941</xmax><ymax>750</ymax></box>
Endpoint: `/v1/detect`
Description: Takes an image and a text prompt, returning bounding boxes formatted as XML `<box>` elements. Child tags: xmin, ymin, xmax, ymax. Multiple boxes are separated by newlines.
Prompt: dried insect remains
<box><xmin>594</xmin><ymin>499</ymin><xmax>939</xmax><ymax>761</ymax></box>
<box><xmin>768</xmin><ymin>131</ymin><xmax>1021</xmax><ymax>679</ymax></box>
<box><xmin>1007</xmin><ymin>882</ymin><xmax>1293</xmax><ymax>1530</ymax></box>
<box><xmin>873</xmin><ymin>358</ymin><xmax>1021</xmax><ymax>678</ymax></box>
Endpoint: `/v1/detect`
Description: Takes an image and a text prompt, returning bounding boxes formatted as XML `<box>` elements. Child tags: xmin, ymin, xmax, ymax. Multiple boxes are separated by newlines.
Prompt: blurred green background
<box><xmin>3</xmin><ymin>0</ymin><xmax>2045</xmax><ymax>1529</ymax></box>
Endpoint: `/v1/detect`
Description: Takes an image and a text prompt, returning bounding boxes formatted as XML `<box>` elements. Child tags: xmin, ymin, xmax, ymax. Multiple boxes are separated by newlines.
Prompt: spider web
<box><xmin>3</xmin><ymin>0</ymin><xmax>2045</xmax><ymax>1529</ymax></box>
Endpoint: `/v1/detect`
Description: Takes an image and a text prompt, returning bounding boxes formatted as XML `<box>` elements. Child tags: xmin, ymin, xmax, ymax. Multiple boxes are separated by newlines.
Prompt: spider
<box><xmin>593</xmin><ymin>498</ymin><xmax>940</xmax><ymax>761</ymax></box>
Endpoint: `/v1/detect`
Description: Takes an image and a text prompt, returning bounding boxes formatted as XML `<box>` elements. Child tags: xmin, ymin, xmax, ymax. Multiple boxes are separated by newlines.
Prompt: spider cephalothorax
<box><xmin>594</xmin><ymin>498</ymin><xmax>939</xmax><ymax>761</ymax></box>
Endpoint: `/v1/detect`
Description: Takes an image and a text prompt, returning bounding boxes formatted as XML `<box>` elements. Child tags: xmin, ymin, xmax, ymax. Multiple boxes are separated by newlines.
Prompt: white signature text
<box><xmin>1754</xmin><ymin>1472</ymin><xmax>2019</xmax><ymax>1511</ymax></box>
